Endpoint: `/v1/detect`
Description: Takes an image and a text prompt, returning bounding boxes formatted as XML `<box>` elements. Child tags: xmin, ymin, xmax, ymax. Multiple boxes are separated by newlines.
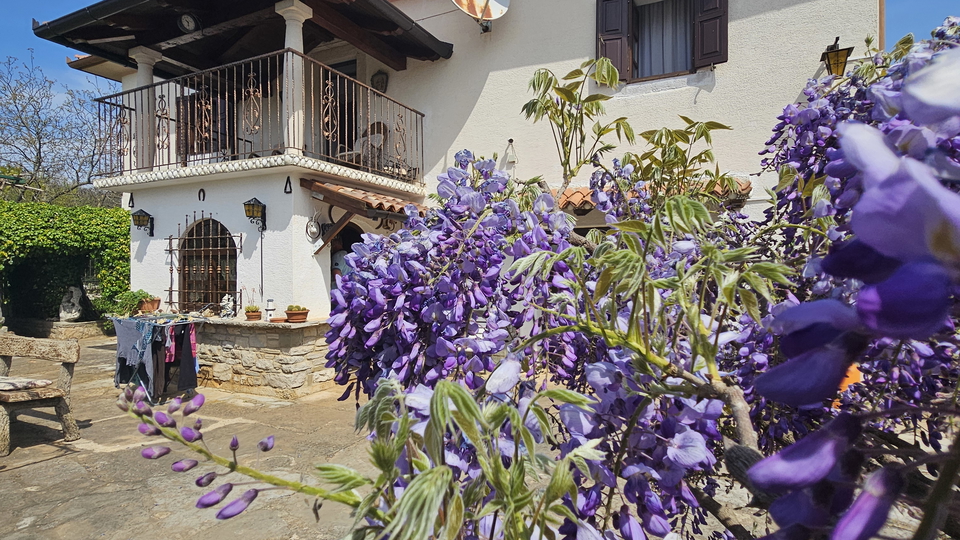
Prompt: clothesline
<box><xmin>113</xmin><ymin>316</ymin><xmax>204</xmax><ymax>403</ymax></box>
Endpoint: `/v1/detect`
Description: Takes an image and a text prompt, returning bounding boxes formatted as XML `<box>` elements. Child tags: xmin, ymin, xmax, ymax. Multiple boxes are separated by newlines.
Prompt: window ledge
<box><xmin>617</xmin><ymin>67</ymin><xmax>716</xmax><ymax>96</ymax></box>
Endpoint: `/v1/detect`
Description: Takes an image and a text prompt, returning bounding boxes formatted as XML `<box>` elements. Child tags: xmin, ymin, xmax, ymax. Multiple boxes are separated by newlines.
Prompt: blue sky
<box><xmin>1</xmin><ymin>0</ymin><xmax>957</xmax><ymax>91</ymax></box>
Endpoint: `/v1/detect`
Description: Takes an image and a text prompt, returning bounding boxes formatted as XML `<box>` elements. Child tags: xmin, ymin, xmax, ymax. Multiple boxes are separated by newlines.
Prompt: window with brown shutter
<box><xmin>597</xmin><ymin>0</ymin><xmax>728</xmax><ymax>81</ymax></box>
<box><xmin>597</xmin><ymin>0</ymin><xmax>634</xmax><ymax>79</ymax></box>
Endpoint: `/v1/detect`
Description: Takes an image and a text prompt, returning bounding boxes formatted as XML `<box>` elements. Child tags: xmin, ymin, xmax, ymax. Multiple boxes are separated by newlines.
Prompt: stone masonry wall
<box><xmin>195</xmin><ymin>319</ymin><xmax>334</xmax><ymax>399</ymax></box>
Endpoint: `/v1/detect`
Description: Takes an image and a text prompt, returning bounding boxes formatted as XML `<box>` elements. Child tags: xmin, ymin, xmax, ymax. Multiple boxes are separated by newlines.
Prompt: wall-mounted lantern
<box><xmin>820</xmin><ymin>37</ymin><xmax>854</xmax><ymax>76</ymax></box>
<box><xmin>131</xmin><ymin>209</ymin><xmax>154</xmax><ymax>237</ymax></box>
<box><xmin>243</xmin><ymin>197</ymin><xmax>266</xmax><ymax>232</ymax></box>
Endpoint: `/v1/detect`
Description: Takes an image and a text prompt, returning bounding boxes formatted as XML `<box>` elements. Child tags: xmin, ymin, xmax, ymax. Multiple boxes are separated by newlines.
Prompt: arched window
<box><xmin>178</xmin><ymin>218</ymin><xmax>238</xmax><ymax>312</ymax></box>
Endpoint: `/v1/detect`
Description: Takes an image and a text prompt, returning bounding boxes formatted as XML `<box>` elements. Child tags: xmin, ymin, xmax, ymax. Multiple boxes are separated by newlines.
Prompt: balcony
<box><xmin>94</xmin><ymin>49</ymin><xmax>424</xmax><ymax>186</ymax></box>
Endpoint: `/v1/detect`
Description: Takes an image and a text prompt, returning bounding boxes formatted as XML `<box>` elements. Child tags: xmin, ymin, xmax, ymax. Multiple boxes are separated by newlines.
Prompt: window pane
<box><xmin>635</xmin><ymin>0</ymin><xmax>692</xmax><ymax>78</ymax></box>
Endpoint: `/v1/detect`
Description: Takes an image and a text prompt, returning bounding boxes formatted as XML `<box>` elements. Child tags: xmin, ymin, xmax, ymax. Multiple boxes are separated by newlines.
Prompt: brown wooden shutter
<box><xmin>692</xmin><ymin>0</ymin><xmax>728</xmax><ymax>69</ymax></box>
<box><xmin>597</xmin><ymin>0</ymin><xmax>633</xmax><ymax>80</ymax></box>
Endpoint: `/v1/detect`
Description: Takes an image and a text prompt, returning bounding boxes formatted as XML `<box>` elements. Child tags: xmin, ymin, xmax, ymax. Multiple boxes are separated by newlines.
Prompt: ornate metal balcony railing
<box><xmin>95</xmin><ymin>49</ymin><xmax>424</xmax><ymax>184</ymax></box>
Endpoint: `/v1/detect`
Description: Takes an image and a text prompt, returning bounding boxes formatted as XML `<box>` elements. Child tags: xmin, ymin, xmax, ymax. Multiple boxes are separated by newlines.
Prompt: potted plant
<box><xmin>244</xmin><ymin>305</ymin><xmax>262</xmax><ymax>321</ymax></box>
<box><xmin>115</xmin><ymin>289</ymin><xmax>161</xmax><ymax>316</ymax></box>
<box><xmin>285</xmin><ymin>304</ymin><xmax>309</xmax><ymax>323</ymax></box>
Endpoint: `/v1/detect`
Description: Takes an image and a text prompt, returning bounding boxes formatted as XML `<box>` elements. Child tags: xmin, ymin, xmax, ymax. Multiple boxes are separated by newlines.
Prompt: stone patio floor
<box><xmin>0</xmin><ymin>337</ymin><xmax>921</xmax><ymax>540</ymax></box>
<box><xmin>0</xmin><ymin>337</ymin><xmax>370</xmax><ymax>540</ymax></box>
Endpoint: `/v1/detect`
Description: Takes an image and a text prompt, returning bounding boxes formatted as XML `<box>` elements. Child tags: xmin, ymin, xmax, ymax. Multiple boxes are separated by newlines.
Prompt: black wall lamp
<box><xmin>131</xmin><ymin>209</ymin><xmax>154</xmax><ymax>237</ymax></box>
<box><xmin>821</xmin><ymin>37</ymin><xmax>854</xmax><ymax>76</ymax></box>
<box><xmin>243</xmin><ymin>197</ymin><xmax>266</xmax><ymax>232</ymax></box>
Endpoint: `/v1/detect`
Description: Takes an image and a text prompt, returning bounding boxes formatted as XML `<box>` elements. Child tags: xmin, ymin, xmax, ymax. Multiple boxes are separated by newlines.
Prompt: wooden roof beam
<box><xmin>305</xmin><ymin>0</ymin><xmax>406</xmax><ymax>71</ymax></box>
<box><xmin>151</xmin><ymin>8</ymin><xmax>277</xmax><ymax>50</ymax></box>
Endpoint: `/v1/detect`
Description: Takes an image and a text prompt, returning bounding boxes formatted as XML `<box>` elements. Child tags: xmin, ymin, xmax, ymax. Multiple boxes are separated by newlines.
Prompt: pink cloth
<box><xmin>165</xmin><ymin>326</ymin><xmax>176</xmax><ymax>363</ymax></box>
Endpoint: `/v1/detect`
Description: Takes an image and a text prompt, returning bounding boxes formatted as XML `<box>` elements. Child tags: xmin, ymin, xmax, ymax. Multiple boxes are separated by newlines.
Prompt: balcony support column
<box><xmin>276</xmin><ymin>0</ymin><xmax>313</xmax><ymax>156</ymax></box>
<box><xmin>128</xmin><ymin>47</ymin><xmax>163</xmax><ymax>172</ymax></box>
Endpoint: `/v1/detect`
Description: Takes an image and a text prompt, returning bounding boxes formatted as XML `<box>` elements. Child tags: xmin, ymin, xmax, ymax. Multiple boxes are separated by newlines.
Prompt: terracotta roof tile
<box><xmin>301</xmin><ymin>179</ymin><xmax>426</xmax><ymax>216</ymax></box>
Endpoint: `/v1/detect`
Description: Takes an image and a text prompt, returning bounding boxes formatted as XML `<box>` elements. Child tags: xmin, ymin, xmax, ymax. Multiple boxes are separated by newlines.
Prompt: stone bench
<box><xmin>0</xmin><ymin>334</ymin><xmax>81</xmax><ymax>457</ymax></box>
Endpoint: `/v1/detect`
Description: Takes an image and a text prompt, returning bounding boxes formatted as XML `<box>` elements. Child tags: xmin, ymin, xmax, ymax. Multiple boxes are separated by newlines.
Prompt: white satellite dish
<box><xmin>451</xmin><ymin>0</ymin><xmax>510</xmax><ymax>22</ymax></box>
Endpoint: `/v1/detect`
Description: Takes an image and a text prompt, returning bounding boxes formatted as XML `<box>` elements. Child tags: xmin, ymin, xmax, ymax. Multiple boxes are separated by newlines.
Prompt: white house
<box><xmin>35</xmin><ymin>0</ymin><xmax>883</xmax><ymax>321</ymax></box>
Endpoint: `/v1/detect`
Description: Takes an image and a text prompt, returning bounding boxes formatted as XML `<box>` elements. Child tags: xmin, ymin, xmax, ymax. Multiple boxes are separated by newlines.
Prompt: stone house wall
<box><xmin>195</xmin><ymin>319</ymin><xmax>336</xmax><ymax>399</ymax></box>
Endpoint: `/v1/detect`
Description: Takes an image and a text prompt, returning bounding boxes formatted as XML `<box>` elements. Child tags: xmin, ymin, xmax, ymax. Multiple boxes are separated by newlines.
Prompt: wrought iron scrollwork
<box><xmin>242</xmin><ymin>72</ymin><xmax>262</xmax><ymax>135</ymax></box>
<box><xmin>117</xmin><ymin>108</ymin><xmax>130</xmax><ymax>157</ymax></box>
<box><xmin>320</xmin><ymin>79</ymin><xmax>339</xmax><ymax>143</ymax></box>
<box><xmin>394</xmin><ymin>113</ymin><xmax>407</xmax><ymax>164</ymax></box>
<box><xmin>156</xmin><ymin>94</ymin><xmax>170</xmax><ymax>150</ymax></box>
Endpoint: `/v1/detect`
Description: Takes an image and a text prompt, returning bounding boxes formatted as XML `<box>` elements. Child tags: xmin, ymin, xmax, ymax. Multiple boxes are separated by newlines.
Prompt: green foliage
<box><xmin>244</xmin><ymin>305</ymin><xmax>261</xmax><ymax>312</ymax></box>
<box><xmin>521</xmin><ymin>58</ymin><xmax>635</xmax><ymax>190</ymax></box>
<box><xmin>0</xmin><ymin>200</ymin><xmax>130</xmax><ymax>317</ymax></box>
<box><xmin>112</xmin><ymin>289</ymin><xmax>155</xmax><ymax>317</ymax></box>
<box><xmin>513</xmin><ymin>194</ymin><xmax>792</xmax><ymax>378</ymax></box>
<box><xmin>286</xmin><ymin>305</ymin><xmax>307</xmax><ymax>312</ymax></box>
<box><xmin>624</xmin><ymin>116</ymin><xmax>736</xmax><ymax>208</ymax></box>
<box><xmin>323</xmin><ymin>379</ymin><xmax>600</xmax><ymax>540</ymax></box>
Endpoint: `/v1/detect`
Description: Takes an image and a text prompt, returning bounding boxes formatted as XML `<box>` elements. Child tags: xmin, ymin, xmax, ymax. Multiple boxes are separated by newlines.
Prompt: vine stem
<box><xmin>133</xmin><ymin>412</ymin><xmax>375</xmax><ymax>514</ymax></box>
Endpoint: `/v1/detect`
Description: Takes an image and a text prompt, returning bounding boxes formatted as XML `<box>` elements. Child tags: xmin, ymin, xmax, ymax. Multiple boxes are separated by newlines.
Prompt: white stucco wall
<box><xmin>382</xmin><ymin>0</ymin><xmax>880</xmax><ymax>218</ymax></box>
<box><xmin>124</xmin><ymin>168</ymin><xmax>379</xmax><ymax>318</ymax></box>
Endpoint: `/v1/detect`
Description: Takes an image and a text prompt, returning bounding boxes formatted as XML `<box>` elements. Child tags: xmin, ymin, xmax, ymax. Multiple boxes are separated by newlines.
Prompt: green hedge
<box><xmin>0</xmin><ymin>201</ymin><xmax>130</xmax><ymax>318</ymax></box>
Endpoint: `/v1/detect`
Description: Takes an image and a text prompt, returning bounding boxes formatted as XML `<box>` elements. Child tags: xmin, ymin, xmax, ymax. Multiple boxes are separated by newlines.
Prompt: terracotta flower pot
<box><xmin>137</xmin><ymin>298</ymin><xmax>161</xmax><ymax>312</ymax></box>
<box><xmin>285</xmin><ymin>310</ymin><xmax>309</xmax><ymax>323</ymax></box>
<box><xmin>245</xmin><ymin>311</ymin><xmax>262</xmax><ymax>321</ymax></box>
<box><xmin>269</xmin><ymin>317</ymin><xmax>287</xmax><ymax>323</ymax></box>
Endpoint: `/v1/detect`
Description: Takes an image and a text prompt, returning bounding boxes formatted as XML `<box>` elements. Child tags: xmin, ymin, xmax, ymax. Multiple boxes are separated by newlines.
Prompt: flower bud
<box><xmin>171</xmin><ymin>459</ymin><xmax>199</xmax><ymax>472</ymax></box>
<box><xmin>194</xmin><ymin>418</ymin><xmax>203</xmax><ymax>430</ymax></box>
<box><xmin>167</xmin><ymin>397</ymin><xmax>182</xmax><ymax>414</ymax></box>
<box><xmin>132</xmin><ymin>387</ymin><xmax>147</xmax><ymax>403</ymax></box>
<box><xmin>116</xmin><ymin>396</ymin><xmax>130</xmax><ymax>412</ymax></box>
<box><xmin>180</xmin><ymin>427</ymin><xmax>203</xmax><ymax>443</ymax></box>
<box><xmin>132</xmin><ymin>401</ymin><xmax>153</xmax><ymax>417</ymax></box>
<box><xmin>154</xmin><ymin>412</ymin><xmax>176</xmax><ymax>428</ymax></box>
<box><xmin>138</xmin><ymin>423</ymin><xmax>161</xmax><ymax>436</ymax></box>
<box><xmin>216</xmin><ymin>489</ymin><xmax>259</xmax><ymax>519</ymax></box>
<box><xmin>182</xmin><ymin>394</ymin><xmax>205</xmax><ymax>416</ymax></box>
<box><xmin>229</xmin><ymin>436</ymin><xmax>240</xmax><ymax>451</ymax></box>
<box><xmin>196</xmin><ymin>472</ymin><xmax>218</xmax><ymax>487</ymax></box>
<box><xmin>141</xmin><ymin>446</ymin><xmax>170</xmax><ymax>459</ymax></box>
<box><xmin>258</xmin><ymin>436</ymin><xmax>275</xmax><ymax>452</ymax></box>
<box><xmin>197</xmin><ymin>483</ymin><xmax>234</xmax><ymax>508</ymax></box>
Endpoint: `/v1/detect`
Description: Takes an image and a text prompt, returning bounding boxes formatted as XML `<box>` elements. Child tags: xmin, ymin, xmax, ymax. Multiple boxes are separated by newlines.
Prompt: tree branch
<box><xmin>691</xmin><ymin>485</ymin><xmax>756</xmax><ymax>540</ymax></box>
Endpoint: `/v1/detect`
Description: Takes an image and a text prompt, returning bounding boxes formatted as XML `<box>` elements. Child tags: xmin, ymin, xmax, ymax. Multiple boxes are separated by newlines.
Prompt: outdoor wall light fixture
<box><xmin>243</xmin><ymin>197</ymin><xmax>266</xmax><ymax>232</ymax></box>
<box><xmin>131</xmin><ymin>209</ymin><xmax>154</xmax><ymax>237</ymax></box>
<box><xmin>820</xmin><ymin>37</ymin><xmax>854</xmax><ymax>76</ymax></box>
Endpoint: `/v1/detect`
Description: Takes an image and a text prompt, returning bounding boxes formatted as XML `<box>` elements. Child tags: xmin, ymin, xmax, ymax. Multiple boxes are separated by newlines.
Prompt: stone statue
<box><xmin>220</xmin><ymin>294</ymin><xmax>236</xmax><ymax>318</ymax></box>
<box><xmin>59</xmin><ymin>286</ymin><xmax>83</xmax><ymax>322</ymax></box>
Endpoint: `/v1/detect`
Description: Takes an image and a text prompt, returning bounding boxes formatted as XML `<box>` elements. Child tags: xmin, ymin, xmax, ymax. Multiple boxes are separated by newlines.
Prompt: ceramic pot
<box><xmin>245</xmin><ymin>311</ymin><xmax>262</xmax><ymax>321</ymax></box>
<box><xmin>137</xmin><ymin>298</ymin><xmax>161</xmax><ymax>312</ymax></box>
<box><xmin>285</xmin><ymin>310</ymin><xmax>309</xmax><ymax>323</ymax></box>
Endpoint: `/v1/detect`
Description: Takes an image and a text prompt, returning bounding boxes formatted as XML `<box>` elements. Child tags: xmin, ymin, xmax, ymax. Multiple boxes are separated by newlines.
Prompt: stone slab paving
<box><xmin>0</xmin><ymin>337</ymin><xmax>921</xmax><ymax>540</ymax></box>
<box><xmin>0</xmin><ymin>337</ymin><xmax>372</xmax><ymax>540</ymax></box>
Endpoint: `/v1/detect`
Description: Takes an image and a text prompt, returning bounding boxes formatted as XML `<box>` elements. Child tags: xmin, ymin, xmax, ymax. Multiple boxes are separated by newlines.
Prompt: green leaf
<box><xmin>583</xmin><ymin>93</ymin><xmax>612</xmax><ymax>103</ymax></box>
<box><xmin>750</xmin><ymin>262</ymin><xmax>794</xmax><ymax>286</ymax></box>
<box><xmin>613</xmin><ymin>220</ymin><xmax>649</xmax><ymax>234</ymax></box>
<box><xmin>315</xmin><ymin>464</ymin><xmax>372</xmax><ymax>492</ymax></box>
<box><xmin>439</xmin><ymin>494</ymin><xmax>464</xmax><ymax>540</ymax></box>
<box><xmin>740</xmin><ymin>287</ymin><xmax>761</xmax><ymax>323</ymax></box>
<box><xmin>536</xmin><ymin>389</ymin><xmax>594</xmax><ymax>409</ymax></box>
<box><xmin>554</xmin><ymin>86</ymin><xmax>577</xmax><ymax>103</ymax></box>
